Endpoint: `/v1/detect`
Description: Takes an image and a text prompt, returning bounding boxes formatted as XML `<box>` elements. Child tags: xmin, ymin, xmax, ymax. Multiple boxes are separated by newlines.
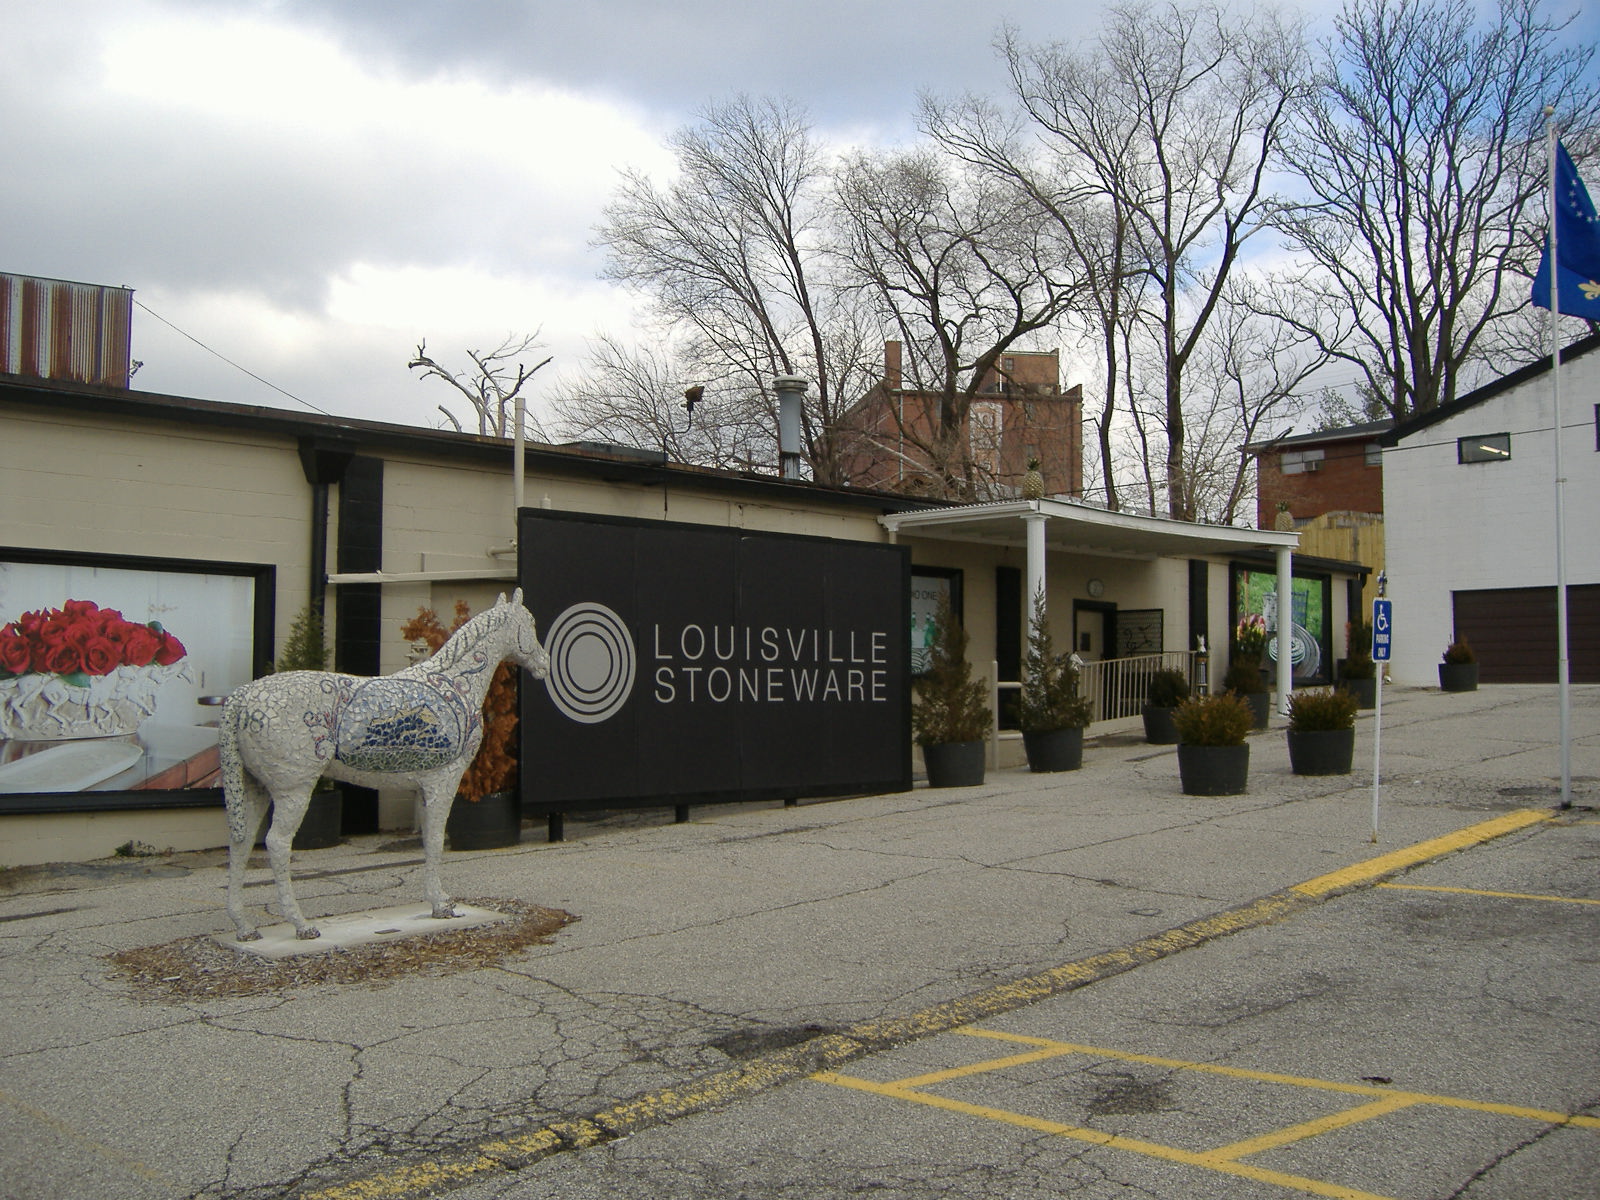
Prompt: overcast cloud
<box><xmin>4</xmin><ymin>1</ymin><xmax>1593</xmax><ymax>431</ymax></box>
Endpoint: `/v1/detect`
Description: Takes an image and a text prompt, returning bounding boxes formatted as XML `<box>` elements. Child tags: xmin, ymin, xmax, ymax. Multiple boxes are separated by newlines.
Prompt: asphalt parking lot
<box><xmin>428</xmin><ymin>807</ymin><xmax>1600</xmax><ymax>1200</ymax></box>
<box><xmin>1</xmin><ymin>684</ymin><xmax>1596</xmax><ymax>1200</ymax></box>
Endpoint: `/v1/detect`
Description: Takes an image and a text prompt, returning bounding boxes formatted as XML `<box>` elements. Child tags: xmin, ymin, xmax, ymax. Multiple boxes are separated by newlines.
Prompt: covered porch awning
<box><xmin>880</xmin><ymin>498</ymin><xmax>1302</xmax><ymax>708</ymax></box>
<box><xmin>879</xmin><ymin>497</ymin><xmax>1298</xmax><ymax>560</ymax></box>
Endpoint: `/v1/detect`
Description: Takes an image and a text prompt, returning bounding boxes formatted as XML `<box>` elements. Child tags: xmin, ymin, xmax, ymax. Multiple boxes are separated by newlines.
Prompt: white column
<box><xmin>1025</xmin><ymin>510</ymin><xmax>1048</xmax><ymax>617</ymax></box>
<box><xmin>1276</xmin><ymin>543</ymin><xmax>1293</xmax><ymax>714</ymax></box>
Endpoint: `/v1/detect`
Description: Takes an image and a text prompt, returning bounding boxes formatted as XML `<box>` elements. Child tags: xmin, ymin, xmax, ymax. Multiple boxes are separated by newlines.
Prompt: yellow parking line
<box><xmin>1292</xmin><ymin>809</ymin><xmax>1553</xmax><ymax>898</ymax></box>
<box><xmin>1380</xmin><ymin>883</ymin><xmax>1600</xmax><ymax>906</ymax></box>
<box><xmin>889</xmin><ymin>1045</ymin><xmax>1082</xmax><ymax>1089</ymax></box>
<box><xmin>814</xmin><ymin>1070</ymin><xmax>1399</xmax><ymax>1200</ymax></box>
<box><xmin>953</xmin><ymin>1028</ymin><xmax>1600</xmax><ymax>1129</ymax></box>
<box><xmin>1204</xmin><ymin>1095</ymin><xmax>1420</xmax><ymax>1161</ymax></box>
<box><xmin>0</xmin><ymin>1088</ymin><xmax>168</xmax><ymax>1186</ymax></box>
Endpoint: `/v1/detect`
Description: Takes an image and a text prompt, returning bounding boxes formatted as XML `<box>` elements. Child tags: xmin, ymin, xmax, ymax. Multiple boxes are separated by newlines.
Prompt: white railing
<box><xmin>991</xmin><ymin>650</ymin><xmax>1199</xmax><ymax>763</ymax></box>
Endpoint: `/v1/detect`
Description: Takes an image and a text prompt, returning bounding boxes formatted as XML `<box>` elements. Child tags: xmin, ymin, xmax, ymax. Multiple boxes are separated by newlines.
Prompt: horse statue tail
<box><xmin>218</xmin><ymin>694</ymin><xmax>257</xmax><ymax>847</ymax></box>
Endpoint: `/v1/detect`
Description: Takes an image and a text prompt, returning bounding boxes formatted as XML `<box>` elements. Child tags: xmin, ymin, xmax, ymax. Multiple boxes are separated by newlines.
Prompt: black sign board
<box><xmin>518</xmin><ymin>510</ymin><xmax>911</xmax><ymax>813</ymax></box>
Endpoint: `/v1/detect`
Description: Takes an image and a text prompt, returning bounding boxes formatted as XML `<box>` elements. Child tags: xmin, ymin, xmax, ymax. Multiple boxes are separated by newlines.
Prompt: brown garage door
<box><xmin>1451</xmin><ymin>586</ymin><xmax>1600</xmax><ymax>683</ymax></box>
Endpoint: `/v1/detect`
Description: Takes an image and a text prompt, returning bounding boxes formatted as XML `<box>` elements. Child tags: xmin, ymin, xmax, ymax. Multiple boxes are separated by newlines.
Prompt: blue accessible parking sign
<box><xmin>1372</xmin><ymin>599</ymin><xmax>1393</xmax><ymax>662</ymax></box>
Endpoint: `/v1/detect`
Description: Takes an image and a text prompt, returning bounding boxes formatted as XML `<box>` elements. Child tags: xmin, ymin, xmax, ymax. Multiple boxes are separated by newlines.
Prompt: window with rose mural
<box><xmin>0</xmin><ymin>549</ymin><xmax>272</xmax><ymax>811</ymax></box>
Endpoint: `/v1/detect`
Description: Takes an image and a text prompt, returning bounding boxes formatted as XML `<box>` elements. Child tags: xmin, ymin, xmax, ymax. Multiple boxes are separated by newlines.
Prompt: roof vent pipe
<box><xmin>773</xmin><ymin>375</ymin><xmax>807</xmax><ymax>480</ymax></box>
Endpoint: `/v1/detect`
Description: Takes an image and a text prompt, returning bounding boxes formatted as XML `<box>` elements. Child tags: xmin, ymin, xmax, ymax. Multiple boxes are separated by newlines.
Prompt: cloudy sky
<box><xmin>5</xmin><ymin>0</ymin><xmax>1594</xmax><ymax>433</ymax></box>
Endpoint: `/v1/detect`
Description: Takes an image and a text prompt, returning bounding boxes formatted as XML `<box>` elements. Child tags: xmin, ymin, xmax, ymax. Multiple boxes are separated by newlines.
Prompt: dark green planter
<box><xmin>1287</xmin><ymin>727</ymin><xmax>1356</xmax><ymax>776</ymax></box>
<box><xmin>1439</xmin><ymin>662</ymin><xmax>1479</xmax><ymax>692</ymax></box>
<box><xmin>1142</xmin><ymin>704</ymin><xmax>1179</xmax><ymax>745</ymax></box>
<box><xmin>922</xmin><ymin>740</ymin><xmax>986</xmax><ymax>788</ymax></box>
<box><xmin>447</xmin><ymin>789</ymin><xmax>522</xmax><ymax>850</ymax></box>
<box><xmin>1341</xmin><ymin>677</ymin><xmax>1376</xmax><ymax>709</ymax></box>
<box><xmin>1177</xmin><ymin>742</ymin><xmax>1249</xmax><ymax>796</ymax></box>
<box><xmin>1023</xmin><ymin>727</ymin><xmax>1084</xmax><ymax>773</ymax></box>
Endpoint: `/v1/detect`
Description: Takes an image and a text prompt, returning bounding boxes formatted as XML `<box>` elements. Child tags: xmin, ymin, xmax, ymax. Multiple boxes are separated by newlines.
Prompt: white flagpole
<box><xmin>1545</xmin><ymin>108</ymin><xmax>1572</xmax><ymax>811</ymax></box>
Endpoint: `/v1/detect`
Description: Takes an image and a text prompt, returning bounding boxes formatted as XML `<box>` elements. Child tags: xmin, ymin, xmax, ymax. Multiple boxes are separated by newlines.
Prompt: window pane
<box><xmin>1458</xmin><ymin>433</ymin><xmax>1511</xmax><ymax>463</ymax></box>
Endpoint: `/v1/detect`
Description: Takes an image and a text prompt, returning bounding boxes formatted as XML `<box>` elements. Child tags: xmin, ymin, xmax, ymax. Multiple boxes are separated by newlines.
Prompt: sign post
<box><xmin>1371</xmin><ymin>590</ymin><xmax>1392</xmax><ymax>842</ymax></box>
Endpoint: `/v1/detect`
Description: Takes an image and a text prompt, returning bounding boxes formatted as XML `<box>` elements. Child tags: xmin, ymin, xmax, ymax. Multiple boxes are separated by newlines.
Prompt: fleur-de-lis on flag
<box><xmin>1533</xmin><ymin>141</ymin><xmax>1600</xmax><ymax>316</ymax></box>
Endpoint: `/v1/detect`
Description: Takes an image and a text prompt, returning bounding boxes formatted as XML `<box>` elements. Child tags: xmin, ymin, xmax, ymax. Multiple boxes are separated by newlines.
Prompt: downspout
<box><xmin>297</xmin><ymin>437</ymin><xmax>358</xmax><ymax>621</ymax></box>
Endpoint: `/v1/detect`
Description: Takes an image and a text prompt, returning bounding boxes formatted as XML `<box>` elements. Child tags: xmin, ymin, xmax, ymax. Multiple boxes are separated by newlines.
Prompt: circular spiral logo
<box><xmin>542</xmin><ymin>602</ymin><xmax>636</xmax><ymax>724</ymax></box>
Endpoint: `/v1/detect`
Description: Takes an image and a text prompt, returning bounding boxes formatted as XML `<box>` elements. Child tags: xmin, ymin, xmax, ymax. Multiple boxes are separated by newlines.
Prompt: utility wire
<box><xmin>133</xmin><ymin>299</ymin><xmax>336</xmax><ymax>417</ymax></box>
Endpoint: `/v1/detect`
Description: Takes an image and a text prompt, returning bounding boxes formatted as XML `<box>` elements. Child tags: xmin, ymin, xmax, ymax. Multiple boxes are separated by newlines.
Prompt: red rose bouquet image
<box><xmin>0</xmin><ymin>600</ymin><xmax>191</xmax><ymax>739</ymax></box>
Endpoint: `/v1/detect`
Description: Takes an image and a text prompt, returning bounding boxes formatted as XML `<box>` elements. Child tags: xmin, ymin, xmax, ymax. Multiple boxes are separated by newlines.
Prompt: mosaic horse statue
<box><xmin>221</xmin><ymin>589</ymin><xmax>550</xmax><ymax>941</ymax></box>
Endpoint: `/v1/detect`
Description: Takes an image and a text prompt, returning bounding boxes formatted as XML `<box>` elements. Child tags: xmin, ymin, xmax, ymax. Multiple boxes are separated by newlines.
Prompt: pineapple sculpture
<box><xmin>1022</xmin><ymin>457</ymin><xmax>1045</xmax><ymax>501</ymax></box>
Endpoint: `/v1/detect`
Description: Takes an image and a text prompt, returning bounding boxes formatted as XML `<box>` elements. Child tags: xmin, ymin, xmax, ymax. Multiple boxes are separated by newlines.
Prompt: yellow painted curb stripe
<box><xmin>1293</xmin><ymin>809</ymin><xmax>1552</xmax><ymax>897</ymax></box>
<box><xmin>302</xmin><ymin>808</ymin><xmax>1556</xmax><ymax>1200</ymax></box>
<box><xmin>1380</xmin><ymin>882</ymin><xmax>1600</xmax><ymax>906</ymax></box>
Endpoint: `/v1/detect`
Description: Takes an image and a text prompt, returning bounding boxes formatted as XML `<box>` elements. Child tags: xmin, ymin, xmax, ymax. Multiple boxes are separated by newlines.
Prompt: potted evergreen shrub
<box><xmin>1439</xmin><ymin>635</ymin><xmax>1479</xmax><ymax>692</ymax></box>
<box><xmin>912</xmin><ymin>594</ymin><xmax>992</xmax><ymax>787</ymax></box>
<box><xmin>1340</xmin><ymin>617</ymin><xmax>1377</xmax><ymax>709</ymax></box>
<box><xmin>1285</xmin><ymin>687</ymin><xmax>1359</xmax><ymax>775</ymax></box>
<box><xmin>1017</xmin><ymin>592</ymin><xmax>1092</xmax><ymax>772</ymax></box>
<box><xmin>1228</xmin><ymin>614</ymin><xmax>1271</xmax><ymax>728</ymax></box>
<box><xmin>1172</xmin><ymin>692</ymin><xmax>1252</xmax><ymax>796</ymax></box>
<box><xmin>401</xmin><ymin>601</ymin><xmax>523</xmax><ymax>849</ymax></box>
<box><xmin>268</xmin><ymin>604</ymin><xmax>343</xmax><ymax>850</ymax></box>
<box><xmin>1142</xmin><ymin>668</ymin><xmax>1190</xmax><ymax>744</ymax></box>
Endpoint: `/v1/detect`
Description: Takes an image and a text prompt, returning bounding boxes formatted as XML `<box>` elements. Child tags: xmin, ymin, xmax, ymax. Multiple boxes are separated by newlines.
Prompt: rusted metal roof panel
<box><xmin>0</xmin><ymin>272</ymin><xmax>133</xmax><ymax>387</ymax></box>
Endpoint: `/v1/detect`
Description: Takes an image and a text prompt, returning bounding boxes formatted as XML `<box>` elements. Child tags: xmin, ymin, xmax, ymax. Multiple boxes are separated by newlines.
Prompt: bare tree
<box><xmin>408</xmin><ymin>334</ymin><xmax>551</xmax><ymax>438</ymax></box>
<box><xmin>834</xmin><ymin>148</ymin><xmax>1081</xmax><ymax>500</ymax></box>
<box><xmin>546</xmin><ymin>333</ymin><xmax>769</xmax><ymax>469</ymax></box>
<box><xmin>1277</xmin><ymin>0</ymin><xmax>1598</xmax><ymax>420</ymax></box>
<box><xmin>926</xmin><ymin>1</ymin><xmax>1308</xmax><ymax>519</ymax></box>
<box><xmin>595</xmin><ymin>96</ymin><xmax>877</xmax><ymax>483</ymax></box>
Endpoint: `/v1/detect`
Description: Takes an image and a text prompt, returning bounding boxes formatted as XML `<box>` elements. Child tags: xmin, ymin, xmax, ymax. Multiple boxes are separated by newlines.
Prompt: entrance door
<box><xmin>1074</xmin><ymin>607</ymin><xmax>1107</xmax><ymax>661</ymax></box>
<box><xmin>1074</xmin><ymin>600</ymin><xmax>1118</xmax><ymax>716</ymax></box>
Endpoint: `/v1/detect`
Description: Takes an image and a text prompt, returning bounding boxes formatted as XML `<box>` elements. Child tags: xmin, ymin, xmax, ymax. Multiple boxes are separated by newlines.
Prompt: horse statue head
<box><xmin>500</xmin><ymin>588</ymin><xmax>550</xmax><ymax>682</ymax></box>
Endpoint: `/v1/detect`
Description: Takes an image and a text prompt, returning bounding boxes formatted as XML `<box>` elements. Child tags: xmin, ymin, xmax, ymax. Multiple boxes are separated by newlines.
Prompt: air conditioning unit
<box><xmin>1303</xmin><ymin>459</ymin><xmax>1322</xmax><ymax>472</ymax></box>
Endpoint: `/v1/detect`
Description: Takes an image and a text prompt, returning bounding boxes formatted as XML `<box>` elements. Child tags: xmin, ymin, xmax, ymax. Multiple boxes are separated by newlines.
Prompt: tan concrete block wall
<box><xmin>3</xmin><ymin>807</ymin><xmax>230</xmax><ymax>867</ymax></box>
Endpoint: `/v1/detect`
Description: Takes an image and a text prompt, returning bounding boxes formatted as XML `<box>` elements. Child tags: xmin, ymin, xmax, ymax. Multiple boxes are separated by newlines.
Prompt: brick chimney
<box><xmin>883</xmin><ymin>340</ymin><xmax>902</xmax><ymax>393</ymax></box>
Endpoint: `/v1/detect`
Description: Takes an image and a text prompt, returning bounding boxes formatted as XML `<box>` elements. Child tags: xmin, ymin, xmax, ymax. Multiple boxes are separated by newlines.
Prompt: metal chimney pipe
<box><xmin>773</xmin><ymin>375</ymin><xmax>807</xmax><ymax>480</ymax></box>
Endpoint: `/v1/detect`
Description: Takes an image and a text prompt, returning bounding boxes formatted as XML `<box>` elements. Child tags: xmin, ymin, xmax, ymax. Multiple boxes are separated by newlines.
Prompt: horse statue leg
<box><xmin>224</xmin><ymin>771</ymin><xmax>271</xmax><ymax>941</ymax></box>
<box><xmin>417</xmin><ymin>776</ymin><xmax>461</xmax><ymax>920</ymax></box>
<box><xmin>262</xmin><ymin>783</ymin><xmax>320</xmax><ymax>939</ymax></box>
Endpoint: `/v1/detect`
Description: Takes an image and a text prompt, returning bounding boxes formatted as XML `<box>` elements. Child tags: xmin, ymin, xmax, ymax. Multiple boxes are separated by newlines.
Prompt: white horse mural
<box><xmin>221</xmin><ymin>589</ymin><xmax>550</xmax><ymax>941</ymax></box>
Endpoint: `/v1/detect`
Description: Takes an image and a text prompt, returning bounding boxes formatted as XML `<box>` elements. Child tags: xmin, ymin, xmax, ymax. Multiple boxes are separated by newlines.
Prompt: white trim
<box><xmin>880</xmin><ymin>498</ymin><xmax>1298</xmax><ymax>558</ymax></box>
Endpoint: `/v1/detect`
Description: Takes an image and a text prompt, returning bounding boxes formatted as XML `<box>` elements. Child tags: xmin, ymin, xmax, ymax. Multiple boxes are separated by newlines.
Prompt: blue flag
<box><xmin>1532</xmin><ymin>141</ymin><xmax>1600</xmax><ymax>316</ymax></box>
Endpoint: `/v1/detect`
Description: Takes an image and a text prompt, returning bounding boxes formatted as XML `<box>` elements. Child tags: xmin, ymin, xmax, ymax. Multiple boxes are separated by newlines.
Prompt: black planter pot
<box><xmin>1341</xmin><ymin>677</ymin><xmax>1377</xmax><ymax>709</ymax></box>
<box><xmin>1177</xmin><ymin>742</ymin><xmax>1250</xmax><ymax>796</ymax></box>
<box><xmin>1439</xmin><ymin>662</ymin><xmax>1479</xmax><ymax>692</ymax></box>
<box><xmin>294</xmin><ymin>787</ymin><xmax>344</xmax><ymax>849</ymax></box>
<box><xmin>1142</xmin><ymin>704</ymin><xmax>1179</xmax><ymax>745</ymax></box>
<box><xmin>1022</xmin><ymin>727</ymin><xmax>1084</xmax><ymax>773</ymax></box>
<box><xmin>446</xmin><ymin>789</ymin><xmax>522</xmax><ymax>850</ymax></box>
<box><xmin>257</xmin><ymin>787</ymin><xmax>343</xmax><ymax>850</ymax></box>
<box><xmin>1236</xmin><ymin>691</ymin><xmax>1270</xmax><ymax>730</ymax></box>
<box><xmin>922</xmin><ymin>740</ymin><xmax>986</xmax><ymax>788</ymax></box>
<box><xmin>1287</xmin><ymin>727</ymin><xmax>1356</xmax><ymax>776</ymax></box>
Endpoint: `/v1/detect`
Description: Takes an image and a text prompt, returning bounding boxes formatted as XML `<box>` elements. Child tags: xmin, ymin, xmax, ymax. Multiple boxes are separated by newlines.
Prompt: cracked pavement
<box><xmin>1</xmin><ymin>685</ymin><xmax>1596</xmax><ymax>1198</ymax></box>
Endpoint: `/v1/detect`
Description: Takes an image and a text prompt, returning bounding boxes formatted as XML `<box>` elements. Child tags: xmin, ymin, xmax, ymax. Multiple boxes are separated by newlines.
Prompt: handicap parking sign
<box><xmin>1372</xmin><ymin>599</ymin><xmax>1393</xmax><ymax>662</ymax></box>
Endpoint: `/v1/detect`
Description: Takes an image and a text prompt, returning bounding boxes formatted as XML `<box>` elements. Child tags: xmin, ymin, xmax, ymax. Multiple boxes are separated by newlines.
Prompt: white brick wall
<box><xmin>1384</xmin><ymin>347</ymin><xmax>1600</xmax><ymax>684</ymax></box>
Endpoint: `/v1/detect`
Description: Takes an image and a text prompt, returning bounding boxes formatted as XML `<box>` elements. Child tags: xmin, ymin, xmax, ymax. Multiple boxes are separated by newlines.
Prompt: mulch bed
<box><xmin>106</xmin><ymin>898</ymin><xmax>576</xmax><ymax>1002</ymax></box>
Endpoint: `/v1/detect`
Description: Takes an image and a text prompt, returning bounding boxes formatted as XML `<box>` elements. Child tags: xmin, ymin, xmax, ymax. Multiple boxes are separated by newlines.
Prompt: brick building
<box><xmin>1248</xmin><ymin>419</ymin><xmax>1392</xmax><ymax>528</ymax></box>
<box><xmin>838</xmin><ymin>341</ymin><xmax>1083</xmax><ymax>499</ymax></box>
